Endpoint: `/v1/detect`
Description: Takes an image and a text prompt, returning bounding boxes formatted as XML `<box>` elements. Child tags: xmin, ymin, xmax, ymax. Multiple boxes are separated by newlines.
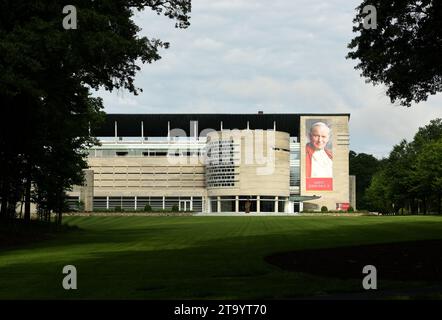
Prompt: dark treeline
<box><xmin>349</xmin><ymin>151</ymin><xmax>383</xmax><ymax>210</ymax></box>
<box><xmin>351</xmin><ymin>118</ymin><xmax>442</xmax><ymax>214</ymax></box>
<box><xmin>0</xmin><ymin>1</ymin><xmax>191</xmax><ymax>224</ymax></box>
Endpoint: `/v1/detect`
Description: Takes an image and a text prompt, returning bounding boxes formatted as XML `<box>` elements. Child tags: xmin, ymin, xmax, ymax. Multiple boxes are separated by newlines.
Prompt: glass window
<box><xmin>210</xmin><ymin>199</ymin><xmax>218</xmax><ymax>213</ymax></box>
<box><xmin>239</xmin><ymin>199</ymin><xmax>257</xmax><ymax>212</ymax></box>
<box><xmin>278</xmin><ymin>200</ymin><xmax>285</xmax><ymax>212</ymax></box>
<box><xmin>221</xmin><ymin>200</ymin><xmax>235</xmax><ymax>212</ymax></box>
<box><xmin>116</xmin><ymin>151</ymin><xmax>128</xmax><ymax>156</ymax></box>
<box><xmin>260</xmin><ymin>200</ymin><xmax>275</xmax><ymax>212</ymax></box>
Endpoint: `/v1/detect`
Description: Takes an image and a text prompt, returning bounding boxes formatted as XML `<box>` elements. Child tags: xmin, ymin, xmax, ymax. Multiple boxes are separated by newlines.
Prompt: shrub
<box><xmin>114</xmin><ymin>206</ymin><xmax>123</xmax><ymax>212</ymax></box>
<box><xmin>321</xmin><ymin>206</ymin><xmax>328</xmax><ymax>212</ymax></box>
<box><xmin>348</xmin><ymin>206</ymin><xmax>354</xmax><ymax>213</ymax></box>
<box><xmin>77</xmin><ymin>201</ymin><xmax>85</xmax><ymax>212</ymax></box>
<box><xmin>171</xmin><ymin>204</ymin><xmax>179</xmax><ymax>212</ymax></box>
<box><xmin>144</xmin><ymin>204</ymin><xmax>152</xmax><ymax>212</ymax></box>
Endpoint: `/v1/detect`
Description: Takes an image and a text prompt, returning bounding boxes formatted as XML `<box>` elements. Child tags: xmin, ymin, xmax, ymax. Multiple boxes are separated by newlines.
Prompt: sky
<box><xmin>96</xmin><ymin>0</ymin><xmax>442</xmax><ymax>158</ymax></box>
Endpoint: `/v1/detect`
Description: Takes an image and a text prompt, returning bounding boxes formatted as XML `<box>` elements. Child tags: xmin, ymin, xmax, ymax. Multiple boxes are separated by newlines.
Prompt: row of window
<box><xmin>67</xmin><ymin>196</ymin><xmax>203</xmax><ymax>212</ymax></box>
<box><xmin>89</xmin><ymin>149</ymin><xmax>205</xmax><ymax>157</ymax></box>
<box><xmin>290</xmin><ymin>143</ymin><xmax>300</xmax><ymax>187</ymax></box>
<box><xmin>206</xmin><ymin>139</ymin><xmax>238</xmax><ymax>189</ymax></box>
<box><xmin>209</xmin><ymin>182</ymin><xmax>235</xmax><ymax>187</ymax></box>
<box><xmin>207</xmin><ymin>175</ymin><xmax>236</xmax><ymax>181</ymax></box>
<box><xmin>206</xmin><ymin>168</ymin><xmax>235</xmax><ymax>174</ymax></box>
<box><xmin>209</xmin><ymin>196</ymin><xmax>287</xmax><ymax>213</ymax></box>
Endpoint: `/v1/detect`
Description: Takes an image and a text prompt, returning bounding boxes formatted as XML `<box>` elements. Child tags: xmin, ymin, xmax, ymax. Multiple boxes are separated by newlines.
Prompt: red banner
<box><xmin>306</xmin><ymin>178</ymin><xmax>333</xmax><ymax>191</ymax></box>
<box><xmin>336</xmin><ymin>203</ymin><xmax>350</xmax><ymax>211</ymax></box>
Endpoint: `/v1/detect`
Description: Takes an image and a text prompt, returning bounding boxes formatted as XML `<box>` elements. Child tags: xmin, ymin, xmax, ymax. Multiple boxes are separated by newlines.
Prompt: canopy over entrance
<box><xmin>289</xmin><ymin>195</ymin><xmax>321</xmax><ymax>202</ymax></box>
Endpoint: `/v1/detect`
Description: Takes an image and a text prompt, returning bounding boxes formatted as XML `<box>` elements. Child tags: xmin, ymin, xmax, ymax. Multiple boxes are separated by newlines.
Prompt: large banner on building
<box><xmin>305</xmin><ymin>119</ymin><xmax>333</xmax><ymax>191</ymax></box>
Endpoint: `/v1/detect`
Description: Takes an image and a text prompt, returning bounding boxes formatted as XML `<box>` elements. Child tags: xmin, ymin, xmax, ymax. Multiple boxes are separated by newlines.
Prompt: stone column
<box><xmin>80</xmin><ymin>169</ymin><xmax>94</xmax><ymax>212</ymax></box>
<box><xmin>275</xmin><ymin>196</ymin><xmax>279</xmax><ymax>213</ymax></box>
<box><xmin>349</xmin><ymin>175</ymin><xmax>357</xmax><ymax>210</ymax></box>
<box><xmin>285</xmin><ymin>200</ymin><xmax>291</xmax><ymax>213</ymax></box>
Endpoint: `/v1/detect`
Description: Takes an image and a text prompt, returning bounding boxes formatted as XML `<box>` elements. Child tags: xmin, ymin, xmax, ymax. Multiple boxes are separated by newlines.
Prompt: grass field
<box><xmin>0</xmin><ymin>215</ymin><xmax>442</xmax><ymax>299</ymax></box>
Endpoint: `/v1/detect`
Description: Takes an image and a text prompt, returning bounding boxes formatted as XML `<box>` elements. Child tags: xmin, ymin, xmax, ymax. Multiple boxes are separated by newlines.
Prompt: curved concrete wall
<box><xmin>206</xmin><ymin>130</ymin><xmax>290</xmax><ymax>197</ymax></box>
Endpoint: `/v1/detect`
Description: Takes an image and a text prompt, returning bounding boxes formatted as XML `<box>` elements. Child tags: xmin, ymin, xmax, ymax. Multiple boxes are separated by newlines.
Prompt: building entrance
<box><xmin>179</xmin><ymin>200</ymin><xmax>191</xmax><ymax>211</ymax></box>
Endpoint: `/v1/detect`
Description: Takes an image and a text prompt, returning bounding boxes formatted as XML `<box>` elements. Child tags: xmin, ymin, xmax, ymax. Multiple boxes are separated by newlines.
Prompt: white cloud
<box><xmin>96</xmin><ymin>0</ymin><xmax>442</xmax><ymax>157</ymax></box>
<box><xmin>192</xmin><ymin>37</ymin><xmax>224</xmax><ymax>50</ymax></box>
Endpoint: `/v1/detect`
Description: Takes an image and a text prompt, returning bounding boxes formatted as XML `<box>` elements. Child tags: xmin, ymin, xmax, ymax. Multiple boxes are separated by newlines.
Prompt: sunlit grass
<box><xmin>0</xmin><ymin>215</ymin><xmax>441</xmax><ymax>299</ymax></box>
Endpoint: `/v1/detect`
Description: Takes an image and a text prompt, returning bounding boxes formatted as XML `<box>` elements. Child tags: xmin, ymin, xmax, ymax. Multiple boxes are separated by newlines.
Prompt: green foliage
<box><xmin>67</xmin><ymin>200</ymin><xmax>84</xmax><ymax>213</ymax></box>
<box><xmin>171</xmin><ymin>205</ymin><xmax>179</xmax><ymax>212</ymax></box>
<box><xmin>366</xmin><ymin>169</ymin><xmax>391</xmax><ymax>213</ymax></box>
<box><xmin>347</xmin><ymin>0</ymin><xmax>442</xmax><ymax>106</ymax></box>
<box><xmin>321</xmin><ymin>206</ymin><xmax>328</xmax><ymax>213</ymax></box>
<box><xmin>143</xmin><ymin>204</ymin><xmax>152</xmax><ymax>212</ymax></box>
<box><xmin>365</xmin><ymin>118</ymin><xmax>442</xmax><ymax>214</ymax></box>
<box><xmin>0</xmin><ymin>1</ymin><xmax>191</xmax><ymax>222</ymax></box>
<box><xmin>77</xmin><ymin>201</ymin><xmax>85</xmax><ymax>212</ymax></box>
<box><xmin>114</xmin><ymin>206</ymin><xmax>123</xmax><ymax>212</ymax></box>
<box><xmin>348</xmin><ymin>206</ymin><xmax>354</xmax><ymax>213</ymax></box>
<box><xmin>414</xmin><ymin>138</ymin><xmax>442</xmax><ymax>214</ymax></box>
<box><xmin>349</xmin><ymin>150</ymin><xmax>382</xmax><ymax>210</ymax></box>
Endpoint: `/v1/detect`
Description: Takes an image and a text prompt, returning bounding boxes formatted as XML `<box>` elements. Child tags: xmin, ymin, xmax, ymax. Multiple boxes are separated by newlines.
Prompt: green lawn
<box><xmin>0</xmin><ymin>215</ymin><xmax>442</xmax><ymax>299</ymax></box>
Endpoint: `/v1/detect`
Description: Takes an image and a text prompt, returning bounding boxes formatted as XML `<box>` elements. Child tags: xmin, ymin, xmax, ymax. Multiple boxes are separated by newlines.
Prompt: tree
<box><xmin>364</xmin><ymin>118</ymin><xmax>442</xmax><ymax>214</ymax></box>
<box><xmin>410</xmin><ymin>119</ymin><xmax>442</xmax><ymax>214</ymax></box>
<box><xmin>0</xmin><ymin>1</ymin><xmax>191</xmax><ymax>222</ymax></box>
<box><xmin>414</xmin><ymin>138</ymin><xmax>442</xmax><ymax>214</ymax></box>
<box><xmin>412</xmin><ymin>119</ymin><xmax>442</xmax><ymax>149</ymax></box>
<box><xmin>347</xmin><ymin>0</ymin><xmax>442</xmax><ymax>106</ymax></box>
<box><xmin>349</xmin><ymin>150</ymin><xmax>382</xmax><ymax>209</ymax></box>
<box><xmin>384</xmin><ymin>140</ymin><xmax>416</xmax><ymax>213</ymax></box>
<box><xmin>365</xmin><ymin>168</ymin><xmax>392</xmax><ymax>213</ymax></box>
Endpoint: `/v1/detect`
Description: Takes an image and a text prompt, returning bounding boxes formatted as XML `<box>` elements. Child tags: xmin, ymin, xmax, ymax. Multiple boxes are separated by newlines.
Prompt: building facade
<box><xmin>68</xmin><ymin>113</ymin><xmax>352</xmax><ymax>213</ymax></box>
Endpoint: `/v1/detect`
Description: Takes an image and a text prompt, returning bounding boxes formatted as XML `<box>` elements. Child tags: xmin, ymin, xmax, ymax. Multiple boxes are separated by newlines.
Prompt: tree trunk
<box><xmin>0</xmin><ymin>195</ymin><xmax>7</xmax><ymax>220</ymax></box>
<box><xmin>24</xmin><ymin>176</ymin><xmax>31</xmax><ymax>222</ymax></box>
<box><xmin>19</xmin><ymin>199</ymin><xmax>23</xmax><ymax>219</ymax></box>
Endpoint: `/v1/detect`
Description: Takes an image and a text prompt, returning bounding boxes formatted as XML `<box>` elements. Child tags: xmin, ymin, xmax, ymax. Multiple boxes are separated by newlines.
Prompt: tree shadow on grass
<box><xmin>265</xmin><ymin>239</ymin><xmax>442</xmax><ymax>281</ymax></box>
<box><xmin>0</xmin><ymin>217</ymin><xmax>442</xmax><ymax>299</ymax></box>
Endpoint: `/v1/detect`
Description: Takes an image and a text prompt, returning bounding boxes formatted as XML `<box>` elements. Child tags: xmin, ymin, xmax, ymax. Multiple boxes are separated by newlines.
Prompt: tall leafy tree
<box><xmin>349</xmin><ymin>150</ymin><xmax>382</xmax><ymax>209</ymax></box>
<box><xmin>364</xmin><ymin>118</ymin><xmax>442</xmax><ymax>214</ymax></box>
<box><xmin>0</xmin><ymin>1</ymin><xmax>191</xmax><ymax>222</ymax></box>
<box><xmin>414</xmin><ymin>138</ymin><xmax>442</xmax><ymax>214</ymax></box>
<box><xmin>409</xmin><ymin>119</ymin><xmax>442</xmax><ymax>213</ymax></box>
<box><xmin>348</xmin><ymin>0</ymin><xmax>442</xmax><ymax>106</ymax></box>
<box><xmin>384</xmin><ymin>140</ymin><xmax>416</xmax><ymax>213</ymax></box>
<box><xmin>412</xmin><ymin>118</ymin><xmax>442</xmax><ymax>148</ymax></box>
<box><xmin>365</xmin><ymin>167</ymin><xmax>392</xmax><ymax>212</ymax></box>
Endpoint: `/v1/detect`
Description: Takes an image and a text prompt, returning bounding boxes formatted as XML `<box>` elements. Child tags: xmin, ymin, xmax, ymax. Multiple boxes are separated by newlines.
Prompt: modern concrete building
<box><xmin>68</xmin><ymin>113</ymin><xmax>352</xmax><ymax>213</ymax></box>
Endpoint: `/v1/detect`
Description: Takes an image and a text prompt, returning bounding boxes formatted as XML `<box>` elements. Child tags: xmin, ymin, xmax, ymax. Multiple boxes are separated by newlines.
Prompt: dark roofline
<box><xmin>104</xmin><ymin>113</ymin><xmax>351</xmax><ymax>117</ymax></box>
<box><xmin>92</xmin><ymin>113</ymin><xmax>350</xmax><ymax>137</ymax></box>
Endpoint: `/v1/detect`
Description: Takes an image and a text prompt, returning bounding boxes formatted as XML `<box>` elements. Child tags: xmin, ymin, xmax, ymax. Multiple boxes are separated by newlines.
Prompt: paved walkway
<box><xmin>193</xmin><ymin>213</ymin><xmax>301</xmax><ymax>216</ymax></box>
